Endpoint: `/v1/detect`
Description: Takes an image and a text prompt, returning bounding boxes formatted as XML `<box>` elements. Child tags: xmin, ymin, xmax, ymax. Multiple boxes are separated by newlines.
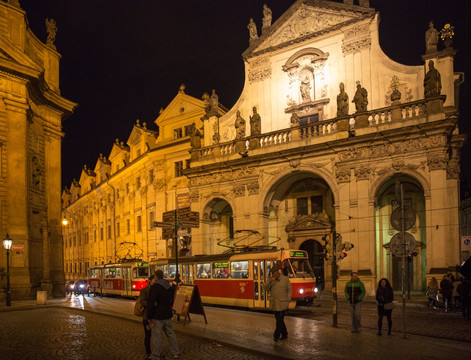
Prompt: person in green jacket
<box><xmin>344</xmin><ymin>271</ymin><xmax>366</xmax><ymax>333</ymax></box>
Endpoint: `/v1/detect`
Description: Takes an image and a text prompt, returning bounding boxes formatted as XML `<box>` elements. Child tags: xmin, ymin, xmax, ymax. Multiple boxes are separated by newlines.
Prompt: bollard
<box><xmin>37</xmin><ymin>291</ymin><xmax>47</xmax><ymax>305</ymax></box>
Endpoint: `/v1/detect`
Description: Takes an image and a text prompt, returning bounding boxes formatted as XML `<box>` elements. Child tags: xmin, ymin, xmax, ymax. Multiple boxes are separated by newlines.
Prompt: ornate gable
<box><xmin>246</xmin><ymin>0</ymin><xmax>374</xmax><ymax>57</ymax></box>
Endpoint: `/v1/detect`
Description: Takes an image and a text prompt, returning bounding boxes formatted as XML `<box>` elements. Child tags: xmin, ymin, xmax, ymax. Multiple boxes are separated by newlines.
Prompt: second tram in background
<box><xmin>149</xmin><ymin>248</ymin><xmax>317</xmax><ymax>309</ymax></box>
<box><xmin>88</xmin><ymin>260</ymin><xmax>149</xmax><ymax>297</ymax></box>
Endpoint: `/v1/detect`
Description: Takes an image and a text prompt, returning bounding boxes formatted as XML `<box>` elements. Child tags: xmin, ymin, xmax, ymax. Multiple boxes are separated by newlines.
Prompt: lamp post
<box><xmin>3</xmin><ymin>233</ymin><xmax>12</xmax><ymax>306</ymax></box>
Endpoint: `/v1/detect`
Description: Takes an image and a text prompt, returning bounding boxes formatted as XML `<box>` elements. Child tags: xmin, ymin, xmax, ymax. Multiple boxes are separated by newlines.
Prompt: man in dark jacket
<box><xmin>139</xmin><ymin>274</ymin><xmax>156</xmax><ymax>360</ymax></box>
<box><xmin>344</xmin><ymin>271</ymin><xmax>366</xmax><ymax>333</ymax></box>
<box><xmin>147</xmin><ymin>270</ymin><xmax>180</xmax><ymax>359</ymax></box>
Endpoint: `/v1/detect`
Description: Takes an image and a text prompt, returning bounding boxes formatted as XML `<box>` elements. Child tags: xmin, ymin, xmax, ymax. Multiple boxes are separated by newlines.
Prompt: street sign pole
<box><xmin>174</xmin><ymin>210</ymin><xmax>179</xmax><ymax>280</ymax></box>
<box><xmin>332</xmin><ymin>231</ymin><xmax>338</xmax><ymax>328</ymax></box>
<box><xmin>400</xmin><ymin>183</ymin><xmax>406</xmax><ymax>339</ymax></box>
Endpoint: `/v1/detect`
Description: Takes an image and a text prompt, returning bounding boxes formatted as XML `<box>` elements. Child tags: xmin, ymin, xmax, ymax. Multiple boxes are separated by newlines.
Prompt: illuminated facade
<box><xmin>64</xmin><ymin>0</ymin><xmax>464</xmax><ymax>294</ymax></box>
<box><xmin>0</xmin><ymin>2</ymin><xmax>76</xmax><ymax>299</ymax></box>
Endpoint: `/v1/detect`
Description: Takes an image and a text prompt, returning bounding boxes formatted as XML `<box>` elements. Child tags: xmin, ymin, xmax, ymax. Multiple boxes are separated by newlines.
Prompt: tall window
<box><xmin>107</xmin><ymin>224</ymin><xmax>112</xmax><ymax>239</ymax></box>
<box><xmin>136</xmin><ymin>176</ymin><xmax>141</xmax><ymax>189</ymax></box>
<box><xmin>100</xmin><ymin>228</ymin><xmax>104</xmax><ymax>241</ymax></box>
<box><xmin>137</xmin><ymin>215</ymin><xmax>142</xmax><ymax>232</ymax></box>
<box><xmin>149</xmin><ymin>211</ymin><xmax>155</xmax><ymax>229</ymax></box>
<box><xmin>149</xmin><ymin>169</ymin><xmax>154</xmax><ymax>183</ymax></box>
<box><xmin>184</xmin><ymin>125</ymin><xmax>192</xmax><ymax>136</ymax></box>
<box><xmin>117</xmin><ymin>222</ymin><xmax>120</xmax><ymax>237</ymax></box>
<box><xmin>175</xmin><ymin>161</ymin><xmax>184</xmax><ymax>177</ymax></box>
<box><xmin>174</xmin><ymin>128</ymin><xmax>183</xmax><ymax>139</ymax></box>
<box><xmin>297</xmin><ymin>197</ymin><xmax>308</xmax><ymax>216</ymax></box>
<box><xmin>94</xmin><ymin>229</ymin><xmax>97</xmax><ymax>242</ymax></box>
<box><xmin>127</xmin><ymin>219</ymin><xmax>130</xmax><ymax>234</ymax></box>
<box><xmin>126</xmin><ymin>183</ymin><xmax>130</xmax><ymax>194</ymax></box>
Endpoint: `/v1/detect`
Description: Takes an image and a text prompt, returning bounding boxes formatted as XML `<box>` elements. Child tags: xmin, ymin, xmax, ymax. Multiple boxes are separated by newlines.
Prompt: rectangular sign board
<box><xmin>153</xmin><ymin>221</ymin><xmax>173</xmax><ymax>228</ymax></box>
<box><xmin>11</xmin><ymin>244</ymin><xmax>24</xmax><ymax>252</ymax></box>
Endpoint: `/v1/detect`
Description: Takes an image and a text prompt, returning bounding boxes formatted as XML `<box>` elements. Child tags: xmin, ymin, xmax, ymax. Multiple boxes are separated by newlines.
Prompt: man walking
<box><xmin>345</xmin><ymin>271</ymin><xmax>366</xmax><ymax>333</ymax></box>
<box><xmin>263</xmin><ymin>263</ymin><xmax>292</xmax><ymax>342</ymax></box>
<box><xmin>139</xmin><ymin>274</ymin><xmax>156</xmax><ymax>360</ymax></box>
<box><xmin>147</xmin><ymin>269</ymin><xmax>180</xmax><ymax>358</ymax></box>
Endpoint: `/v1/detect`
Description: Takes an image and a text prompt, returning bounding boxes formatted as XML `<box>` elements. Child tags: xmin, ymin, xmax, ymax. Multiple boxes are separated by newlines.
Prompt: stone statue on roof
<box><xmin>248</xmin><ymin>18</ymin><xmax>258</xmax><ymax>41</ymax></box>
<box><xmin>250</xmin><ymin>106</ymin><xmax>261</xmax><ymax>136</ymax></box>
<box><xmin>424</xmin><ymin>60</ymin><xmax>441</xmax><ymax>98</ymax></box>
<box><xmin>337</xmin><ymin>82</ymin><xmax>349</xmax><ymax>117</ymax></box>
<box><xmin>45</xmin><ymin>18</ymin><xmax>57</xmax><ymax>49</ymax></box>
<box><xmin>262</xmin><ymin>4</ymin><xmax>272</xmax><ymax>29</ymax></box>
<box><xmin>235</xmin><ymin>110</ymin><xmax>246</xmax><ymax>139</ymax></box>
<box><xmin>425</xmin><ymin>21</ymin><xmax>439</xmax><ymax>53</ymax></box>
<box><xmin>190</xmin><ymin>123</ymin><xmax>202</xmax><ymax>149</ymax></box>
<box><xmin>352</xmin><ymin>82</ymin><xmax>368</xmax><ymax>113</ymax></box>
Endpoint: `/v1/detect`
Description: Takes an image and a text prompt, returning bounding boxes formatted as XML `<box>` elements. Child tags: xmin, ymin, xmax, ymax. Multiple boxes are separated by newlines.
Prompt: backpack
<box><xmin>134</xmin><ymin>298</ymin><xmax>144</xmax><ymax>317</ymax></box>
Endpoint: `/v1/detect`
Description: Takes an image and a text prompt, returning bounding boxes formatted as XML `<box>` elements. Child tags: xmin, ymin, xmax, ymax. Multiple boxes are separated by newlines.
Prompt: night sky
<box><xmin>18</xmin><ymin>0</ymin><xmax>471</xmax><ymax>190</ymax></box>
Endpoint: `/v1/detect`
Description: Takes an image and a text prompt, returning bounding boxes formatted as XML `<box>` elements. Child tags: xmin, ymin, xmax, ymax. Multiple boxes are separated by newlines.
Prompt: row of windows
<box><xmin>174</xmin><ymin>125</ymin><xmax>192</xmax><ymax>140</ymax></box>
<box><xmin>64</xmin><ymin>212</ymin><xmax>155</xmax><ymax>248</ymax></box>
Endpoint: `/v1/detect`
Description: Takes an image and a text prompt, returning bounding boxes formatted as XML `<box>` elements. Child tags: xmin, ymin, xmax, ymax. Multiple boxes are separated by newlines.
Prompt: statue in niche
<box><xmin>45</xmin><ymin>18</ymin><xmax>57</xmax><ymax>49</ymax></box>
<box><xmin>425</xmin><ymin>21</ymin><xmax>439</xmax><ymax>53</ymax></box>
<box><xmin>352</xmin><ymin>82</ymin><xmax>368</xmax><ymax>113</ymax></box>
<box><xmin>300</xmin><ymin>75</ymin><xmax>311</xmax><ymax>102</ymax></box>
<box><xmin>336</xmin><ymin>82</ymin><xmax>349</xmax><ymax>116</ymax></box>
<box><xmin>189</xmin><ymin>123</ymin><xmax>202</xmax><ymax>149</ymax></box>
<box><xmin>235</xmin><ymin>110</ymin><xmax>246</xmax><ymax>139</ymax></box>
<box><xmin>262</xmin><ymin>4</ymin><xmax>272</xmax><ymax>28</ymax></box>
<box><xmin>247</xmin><ymin>18</ymin><xmax>258</xmax><ymax>41</ymax></box>
<box><xmin>249</xmin><ymin>106</ymin><xmax>261</xmax><ymax>136</ymax></box>
<box><xmin>32</xmin><ymin>156</ymin><xmax>42</xmax><ymax>189</ymax></box>
<box><xmin>424</xmin><ymin>60</ymin><xmax>441</xmax><ymax>98</ymax></box>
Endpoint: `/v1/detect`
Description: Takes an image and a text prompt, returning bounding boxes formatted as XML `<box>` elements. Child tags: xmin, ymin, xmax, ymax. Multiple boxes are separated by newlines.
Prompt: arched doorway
<box><xmin>300</xmin><ymin>239</ymin><xmax>325</xmax><ymax>290</ymax></box>
<box><xmin>375</xmin><ymin>176</ymin><xmax>426</xmax><ymax>291</ymax></box>
<box><xmin>202</xmin><ymin>198</ymin><xmax>233</xmax><ymax>254</ymax></box>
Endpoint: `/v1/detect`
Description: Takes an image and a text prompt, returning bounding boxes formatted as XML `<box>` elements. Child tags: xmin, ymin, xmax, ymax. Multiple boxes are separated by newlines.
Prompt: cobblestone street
<box><xmin>0</xmin><ymin>308</ymin><xmax>265</xmax><ymax>360</ymax></box>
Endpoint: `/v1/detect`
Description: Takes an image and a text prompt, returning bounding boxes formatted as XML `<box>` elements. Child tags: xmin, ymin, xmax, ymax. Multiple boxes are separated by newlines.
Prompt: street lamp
<box><xmin>3</xmin><ymin>233</ymin><xmax>12</xmax><ymax>306</ymax></box>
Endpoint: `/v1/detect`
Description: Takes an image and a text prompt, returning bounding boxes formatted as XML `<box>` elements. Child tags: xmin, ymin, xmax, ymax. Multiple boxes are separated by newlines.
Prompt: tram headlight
<box><xmin>314</xmin><ymin>287</ymin><xmax>318</xmax><ymax>293</ymax></box>
<box><xmin>132</xmin><ymin>284</ymin><xmax>136</xmax><ymax>289</ymax></box>
<box><xmin>79</xmin><ymin>284</ymin><xmax>84</xmax><ymax>289</ymax></box>
<box><xmin>298</xmin><ymin>288</ymin><xmax>304</xmax><ymax>295</ymax></box>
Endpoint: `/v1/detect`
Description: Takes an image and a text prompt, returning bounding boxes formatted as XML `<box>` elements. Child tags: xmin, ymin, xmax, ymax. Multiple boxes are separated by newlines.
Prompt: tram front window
<box><xmin>133</xmin><ymin>267</ymin><xmax>149</xmax><ymax>279</ymax></box>
<box><xmin>285</xmin><ymin>259</ymin><xmax>314</xmax><ymax>278</ymax></box>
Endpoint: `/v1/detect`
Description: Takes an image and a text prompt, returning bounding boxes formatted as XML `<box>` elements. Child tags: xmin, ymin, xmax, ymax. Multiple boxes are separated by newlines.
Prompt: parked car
<box><xmin>74</xmin><ymin>279</ymin><xmax>90</xmax><ymax>296</ymax></box>
<box><xmin>65</xmin><ymin>281</ymin><xmax>75</xmax><ymax>294</ymax></box>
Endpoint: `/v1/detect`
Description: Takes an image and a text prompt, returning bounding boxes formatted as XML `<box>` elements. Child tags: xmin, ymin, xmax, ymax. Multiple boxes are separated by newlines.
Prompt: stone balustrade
<box><xmin>194</xmin><ymin>98</ymin><xmax>441</xmax><ymax>161</ymax></box>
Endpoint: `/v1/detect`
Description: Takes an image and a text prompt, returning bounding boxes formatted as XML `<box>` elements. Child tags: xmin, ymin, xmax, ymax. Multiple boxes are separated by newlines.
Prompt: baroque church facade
<box><xmin>0</xmin><ymin>1</ymin><xmax>76</xmax><ymax>300</ymax></box>
<box><xmin>63</xmin><ymin>0</ymin><xmax>463</xmax><ymax>294</ymax></box>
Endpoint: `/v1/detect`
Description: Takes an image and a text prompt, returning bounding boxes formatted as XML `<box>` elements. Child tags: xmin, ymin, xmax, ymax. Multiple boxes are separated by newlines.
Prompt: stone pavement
<box><xmin>1</xmin><ymin>294</ymin><xmax>470</xmax><ymax>359</ymax></box>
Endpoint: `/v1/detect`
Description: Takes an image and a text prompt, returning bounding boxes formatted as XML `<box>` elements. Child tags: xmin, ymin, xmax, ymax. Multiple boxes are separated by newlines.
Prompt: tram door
<box><xmin>253</xmin><ymin>260</ymin><xmax>266</xmax><ymax>308</ymax></box>
<box><xmin>122</xmin><ymin>267</ymin><xmax>131</xmax><ymax>296</ymax></box>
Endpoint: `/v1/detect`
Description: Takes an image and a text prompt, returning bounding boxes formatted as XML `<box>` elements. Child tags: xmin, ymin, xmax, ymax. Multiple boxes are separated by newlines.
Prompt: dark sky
<box><xmin>18</xmin><ymin>0</ymin><xmax>471</xmax><ymax>190</ymax></box>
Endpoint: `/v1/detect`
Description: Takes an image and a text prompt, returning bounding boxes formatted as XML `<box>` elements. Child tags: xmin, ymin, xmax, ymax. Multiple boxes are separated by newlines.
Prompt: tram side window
<box><xmin>231</xmin><ymin>261</ymin><xmax>249</xmax><ymax>279</ymax></box>
<box><xmin>90</xmin><ymin>268</ymin><xmax>99</xmax><ymax>279</ymax></box>
<box><xmin>212</xmin><ymin>262</ymin><xmax>229</xmax><ymax>278</ymax></box>
<box><xmin>168</xmin><ymin>265</ymin><xmax>181</xmax><ymax>279</ymax></box>
<box><xmin>133</xmin><ymin>267</ymin><xmax>149</xmax><ymax>279</ymax></box>
<box><xmin>196</xmin><ymin>263</ymin><xmax>211</xmax><ymax>279</ymax></box>
<box><xmin>105</xmin><ymin>267</ymin><xmax>120</xmax><ymax>279</ymax></box>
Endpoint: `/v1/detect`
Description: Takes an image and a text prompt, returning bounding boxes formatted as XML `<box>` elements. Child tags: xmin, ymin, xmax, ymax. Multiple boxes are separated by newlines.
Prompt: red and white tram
<box><xmin>88</xmin><ymin>261</ymin><xmax>149</xmax><ymax>297</ymax></box>
<box><xmin>149</xmin><ymin>248</ymin><xmax>316</xmax><ymax>309</ymax></box>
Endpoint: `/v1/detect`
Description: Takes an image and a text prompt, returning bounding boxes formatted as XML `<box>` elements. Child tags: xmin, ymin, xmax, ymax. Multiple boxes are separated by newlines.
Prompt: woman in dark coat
<box><xmin>376</xmin><ymin>278</ymin><xmax>394</xmax><ymax>336</ymax></box>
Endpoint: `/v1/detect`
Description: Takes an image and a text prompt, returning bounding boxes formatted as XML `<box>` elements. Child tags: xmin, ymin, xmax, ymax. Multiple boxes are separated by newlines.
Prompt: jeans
<box><xmin>349</xmin><ymin>302</ymin><xmax>362</xmax><ymax>331</ymax></box>
<box><xmin>143</xmin><ymin>319</ymin><xmax>152</xmax><ymax>356</ymax></box>
<box><xmin>377</xmin><ymin>305</ymin><xmax>392</xmax><ymax>332</ymax></box>
<box><xmin>150</xmin><ymin>318</ymin><xmax>180</xmax><ymax>359</ymax></box>
<box><xmin>273</xmin><ymin>310</ymin><xmax>288</xmax><ymax>339</ymax></box>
